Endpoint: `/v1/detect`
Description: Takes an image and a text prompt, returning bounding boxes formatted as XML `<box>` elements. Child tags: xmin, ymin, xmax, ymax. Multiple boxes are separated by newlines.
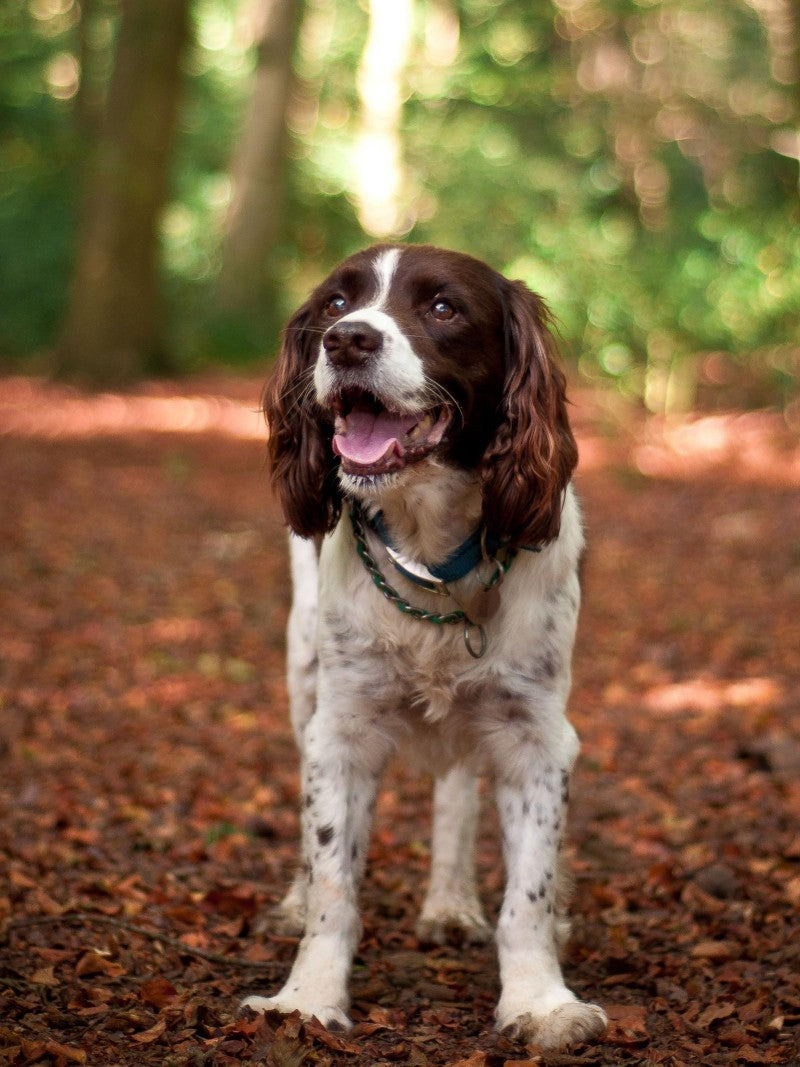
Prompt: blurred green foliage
<box><xmin>1</xmin><ymin>0</ymin><xmax>78</xmax><ymax>355</ymax></box>
<box><xmin>0</xmin><ymin>0</ymin><xmax>797</xmax><ymax>407</ymax></box>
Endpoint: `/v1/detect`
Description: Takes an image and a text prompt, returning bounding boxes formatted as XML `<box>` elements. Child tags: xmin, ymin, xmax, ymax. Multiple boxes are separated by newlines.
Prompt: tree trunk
<box><xmin>216</xmin><ymin>0</ymin><xmax>300</xmax><ymax>314</ymax></box>
<box><xmin>790</xmin><ymin>0</ymin><xmax>800</xmax><ymax>140</ymax></box>
<box><xmin>73</xmin><ymin>0</ymin><xmax>105</xmax><ymax>143</ymax></box>
<box><xmin>56</xmin><ymin>0</ymin><xmax>190</xmax><ymax>384</ymax></box>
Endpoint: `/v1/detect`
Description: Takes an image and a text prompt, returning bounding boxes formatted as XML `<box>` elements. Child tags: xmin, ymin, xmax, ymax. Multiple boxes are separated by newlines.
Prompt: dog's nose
<box><xmin>323</xmin><ymin>320</ymin><xmax>383</xmax><ymax>368</ymax></box>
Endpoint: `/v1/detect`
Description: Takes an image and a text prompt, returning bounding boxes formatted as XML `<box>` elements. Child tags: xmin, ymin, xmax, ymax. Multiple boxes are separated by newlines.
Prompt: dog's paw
<box><xmin>251</xmin><ymin>907</ymin><xmax>304</xmax><ymax>938</ymax></box>
<box><xmin>241</xmin><ymin>994</ymin><xmax>352</xmax><ymax>1032</ymax></box>
<box><xmin>256</xmin><ymin>881</ymin><xmax>307</xmax><ymax>937</ymax></box>
<box><xmin>416</xmin><ymin>899</ymin><xmax>492</xmax><ymax>946</ymax></box>
<box><xmin>263</xmin><ymin>900</ymin><xmax>306</xmax><ymax>937</ymax></box>
<box><xmin>497</xmin><ymin>997</ymin><xmax>607</xmax><ymax>1050</ymax></box>
<box><xmin>416</xmin><ymin>912</ymin><xmax>492</xmax><ymax>946</ymax></box>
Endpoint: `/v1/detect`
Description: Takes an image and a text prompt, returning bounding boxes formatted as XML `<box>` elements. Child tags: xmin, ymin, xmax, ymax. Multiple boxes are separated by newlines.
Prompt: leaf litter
<box><xmin>1</xmin><ymin>377</ymin><xmax>798</xmax><ymax>1065</ymax></box>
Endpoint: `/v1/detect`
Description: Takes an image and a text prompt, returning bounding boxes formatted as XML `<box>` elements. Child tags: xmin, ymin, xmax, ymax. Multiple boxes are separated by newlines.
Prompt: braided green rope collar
<box><xmin>348</xmin><ymin>504</ymin><xmax>516</xmax><ymax>658</ymax></box>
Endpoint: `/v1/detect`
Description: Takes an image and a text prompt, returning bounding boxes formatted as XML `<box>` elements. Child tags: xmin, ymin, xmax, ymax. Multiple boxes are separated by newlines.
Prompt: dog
<box><xmin>242</xmin><ymin>244</ymin><xmax>607</xmax><ymax>1050</ymax></box>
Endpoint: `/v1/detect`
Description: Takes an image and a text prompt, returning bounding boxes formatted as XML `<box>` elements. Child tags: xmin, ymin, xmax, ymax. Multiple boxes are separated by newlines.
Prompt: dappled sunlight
<box><xmin>634</xmin><ymin>411</ymin><xmax>800</xmax><ymax>486</ymax></box>
<box><xmin>0</xmin><ymin>377</ymin><xmax>264</xmax><ymax>441</ymax></box>
<box><xmin>642</xmin><ymin>675</ymin><xmax>784</xmax><ymax>716</ymax></box>
<box><xmin>3</xmin><ymin>379</ymin><xmax>798</xmax><ymax>491</ymax></box>
<box><xmin>353</xmin><ymin>0</ymin><xmax>413</xmax><ymax>236</ymax></box>
<box><xmin>573</xmin><ymin>392</ymin><xmax>799</xmax><ymax>485</ymax></box>
<box><xmin>572</xmin><ymin>432</ymin><xmax>614</xmax><ymax>472</ymax></box>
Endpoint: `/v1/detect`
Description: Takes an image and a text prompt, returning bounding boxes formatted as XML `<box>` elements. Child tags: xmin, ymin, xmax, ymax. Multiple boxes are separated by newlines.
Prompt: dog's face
<box><xmin>265</xmin><ymin>244</ymin><xmax>577</xmax><ymax>548</ymax></box>
<box><xmin>311</xmin><ymin>245</ymin><xmax>509</xmax><ymax>484</ymax></box>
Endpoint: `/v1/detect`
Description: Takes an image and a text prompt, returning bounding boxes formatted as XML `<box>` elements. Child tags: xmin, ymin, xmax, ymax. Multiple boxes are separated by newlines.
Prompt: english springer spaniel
<box><xmin>243</xmin><ymin>244</ymin><xmax>607</xmax><ymax>1050</ymax></box>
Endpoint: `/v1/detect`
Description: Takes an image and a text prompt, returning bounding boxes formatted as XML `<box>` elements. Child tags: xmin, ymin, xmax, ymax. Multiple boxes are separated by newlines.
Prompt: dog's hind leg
<box><xmin>416</xmin><ymin>764</ymin><xmax>492</xmax><ymax>945</ymax></box>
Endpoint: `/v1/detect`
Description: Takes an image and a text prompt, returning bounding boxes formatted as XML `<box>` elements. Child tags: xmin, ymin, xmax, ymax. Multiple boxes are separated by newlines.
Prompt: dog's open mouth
<box><xmin>330</xmin><ymin>389</ymin><xmax>450</xmax><ymax>477</ymax></box>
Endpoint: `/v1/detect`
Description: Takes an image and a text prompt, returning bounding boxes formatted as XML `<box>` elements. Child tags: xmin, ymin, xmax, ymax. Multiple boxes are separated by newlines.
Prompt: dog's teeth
<box><xmin>407</xmin><ymin>425</ymin><xmax>422</xmax><ymax>440</ymax></box>
<box><xmin>417</xmin><ymin>413</ymin><xmax>433</xmax><ymax>432</ymax></box>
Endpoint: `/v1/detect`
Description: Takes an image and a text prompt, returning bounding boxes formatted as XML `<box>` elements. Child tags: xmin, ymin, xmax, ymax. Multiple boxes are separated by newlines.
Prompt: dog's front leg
<box><xmin>243</xmin><ymin>684</ymin><xmax>389</xmax><ymax>1030</ymax></box>
<box><xmin>493</xmin><ymin>729</ymin><xmax>607</xmax><ymax>1050</ymax></box>
<box><xmin>270</xmin><ymin>535</ymin><xmax>320</xmax><ymax>935</ymax></box>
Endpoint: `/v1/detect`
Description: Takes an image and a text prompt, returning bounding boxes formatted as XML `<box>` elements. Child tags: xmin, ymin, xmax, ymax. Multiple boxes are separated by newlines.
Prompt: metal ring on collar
<box><xmin>463</xmin><ymin>620</ymin><xmax>488</xmax><ymax>659</ymax></box>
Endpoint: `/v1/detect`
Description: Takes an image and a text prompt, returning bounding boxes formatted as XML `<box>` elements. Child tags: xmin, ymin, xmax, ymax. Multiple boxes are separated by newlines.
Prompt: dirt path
<box><xmin>1</xmin><ymin>377</ymin><xmax>798</xmax><ymax>1066</ymax></box>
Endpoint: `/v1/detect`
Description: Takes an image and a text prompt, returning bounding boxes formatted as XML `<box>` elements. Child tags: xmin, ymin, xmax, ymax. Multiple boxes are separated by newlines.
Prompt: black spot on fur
<box><xmin>541</xmin><ymin>652</ymin><xmax>558</xmax><ymax>678</ymax></box>
<box><xmin>560</xmin><ymin>769</ymin><xmax>570</xmax><ymax>801</ymax></box>
<box><xmin>505</xmin><ymin>705</ymin><xmax>528</xmax><ymax>723</ymax></box>
<box><xmin>317</xmin><ymin>825</ymin><xmax>334</xmax><ymax>846</ymax></box>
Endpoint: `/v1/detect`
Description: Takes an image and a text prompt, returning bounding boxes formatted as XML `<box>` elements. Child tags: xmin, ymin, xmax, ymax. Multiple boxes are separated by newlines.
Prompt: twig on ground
<box><xmin>5</xmin><ymin>911</ymin><xmax>283</xmax><ymax>972</ymax></box>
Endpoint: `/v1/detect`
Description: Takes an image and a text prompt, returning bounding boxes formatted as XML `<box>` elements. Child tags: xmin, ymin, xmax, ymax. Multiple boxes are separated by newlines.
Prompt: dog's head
<box><xmin>264</xmin><ymin>244</ymin><xmax>577</xmax><ymax>548</ymax></box>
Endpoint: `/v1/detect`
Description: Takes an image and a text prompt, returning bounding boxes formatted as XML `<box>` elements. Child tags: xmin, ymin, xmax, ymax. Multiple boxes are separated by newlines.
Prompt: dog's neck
<box><xmin>352</xmin><ymin>461</ymin><xmax>483</xmax><ymax>568</ymax></box>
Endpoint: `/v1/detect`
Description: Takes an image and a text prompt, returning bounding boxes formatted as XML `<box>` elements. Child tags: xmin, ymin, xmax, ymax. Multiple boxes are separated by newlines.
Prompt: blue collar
<box><xmin>360</xmin><ymin>508</ymin><xmax>539</xmax><ymax>590</ymax></box>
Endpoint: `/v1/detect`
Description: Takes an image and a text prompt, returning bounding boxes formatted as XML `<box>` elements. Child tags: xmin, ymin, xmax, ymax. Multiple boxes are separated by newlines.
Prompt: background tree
<box><xmin>0</xmin><ymin>0</ymin><xmax>797</xmax><ymax>406</ymax></box>
<box><xmin>55</xmin><ymin>0</ymin><xmax>190</xmax><ymax>384</ymax></box>
<box><xmin>214</xmin><ymin>0</ymin><xmax>301</xmax><ymax>340</ymax></box>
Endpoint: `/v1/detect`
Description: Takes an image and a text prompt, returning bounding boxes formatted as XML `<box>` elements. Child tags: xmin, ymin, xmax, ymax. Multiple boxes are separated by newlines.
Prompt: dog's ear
<box><xmin>263</xmin><ymin>303</ymin><xmax>342</xmax><ymax>538</ymax></box>
<box><xmin>480</xmin><ymin>280</ymin><xmax>578</xmax><ymax>548</ymax></box>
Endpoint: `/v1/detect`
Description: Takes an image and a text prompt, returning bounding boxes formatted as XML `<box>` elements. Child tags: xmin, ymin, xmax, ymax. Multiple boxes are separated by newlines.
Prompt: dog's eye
<box><xmin>430</xmin><ymin>298</ymin><xmax>455</xmax><ymax>322</ymax></box>
<box><xmin>324</xmin><ymin>295</ymin><xmax>348</xmax><ymax>318</ymax></box>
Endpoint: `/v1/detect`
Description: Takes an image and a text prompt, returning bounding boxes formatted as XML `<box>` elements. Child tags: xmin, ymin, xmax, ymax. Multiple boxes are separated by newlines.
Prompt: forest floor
<box><xmin>1</xmin><ymin>374</ymin><xmax>799</xmax><ymax>1067</ymax></box>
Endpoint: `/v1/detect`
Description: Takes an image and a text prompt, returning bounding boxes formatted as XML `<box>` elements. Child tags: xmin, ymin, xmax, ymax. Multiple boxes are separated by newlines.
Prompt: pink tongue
<box><xmin>333</xmin><ymin>410</ymin><xmax>418</xmax><ymax>465</ymax></box>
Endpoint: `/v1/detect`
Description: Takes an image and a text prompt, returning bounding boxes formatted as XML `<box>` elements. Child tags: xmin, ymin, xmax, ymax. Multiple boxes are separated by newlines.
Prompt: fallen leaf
<box><xmin>75</xmin><ymin>951</ymin><xmax>125</xmax><ymax>978</ymax></box>
<box><xmin>140</xmin><ymin>975</ymin><xmax>178</xmax><ymax>1008</ymax></box>
<box><xmin>304</xmin><ymin>1017</ymin><xmax>361</xmax><ymax>1053</ymax></box>
<box><xmin>264</xmin><ymin>1038</ymin><xmax>309</xmax><ymax>1067</ymax></box>
<box><xmin>30</xmin><ymin>965</ymin><xmax>59</xmax><ymax>987</ymax></box>
<box><xmin>697</xmin><ymin>1000</ymin><xmax>736</xmax><ymax>1028</ymax></box>
<box><xmin>44</xmin><ymin>1041</ymin><xmax>87</xmax><ymax>1064</ymax></box>
<box><xmin>605</xmin><ymin>1003</ymin><xmax>648</xmax><ymax>1044</ymax></box>
<box><xmin>690</xmin><ymin>940</ymin><xmax>739</xmax><ymax>960</ymax></box>
<box><xmin>447</xmin><ymin>1054</ymin><xmax>487</xmax><ymax>1067</ymax></box>
<box><xmin>131</xmin><ymin>1018</ymin><xmax>167</xmax><ymax>1044</ymax></box>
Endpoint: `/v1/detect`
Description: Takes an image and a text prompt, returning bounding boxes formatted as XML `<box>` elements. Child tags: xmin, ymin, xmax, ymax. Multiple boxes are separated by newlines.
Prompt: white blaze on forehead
<box><xmin>315</xmin><ymin>244</ymin><xmax>428</xmax><ymax>407</ymax></box>
<box><xmin>371</xmin><ymin>247</ymin><xmax>401</xmax><ymax>309</ymax></box>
